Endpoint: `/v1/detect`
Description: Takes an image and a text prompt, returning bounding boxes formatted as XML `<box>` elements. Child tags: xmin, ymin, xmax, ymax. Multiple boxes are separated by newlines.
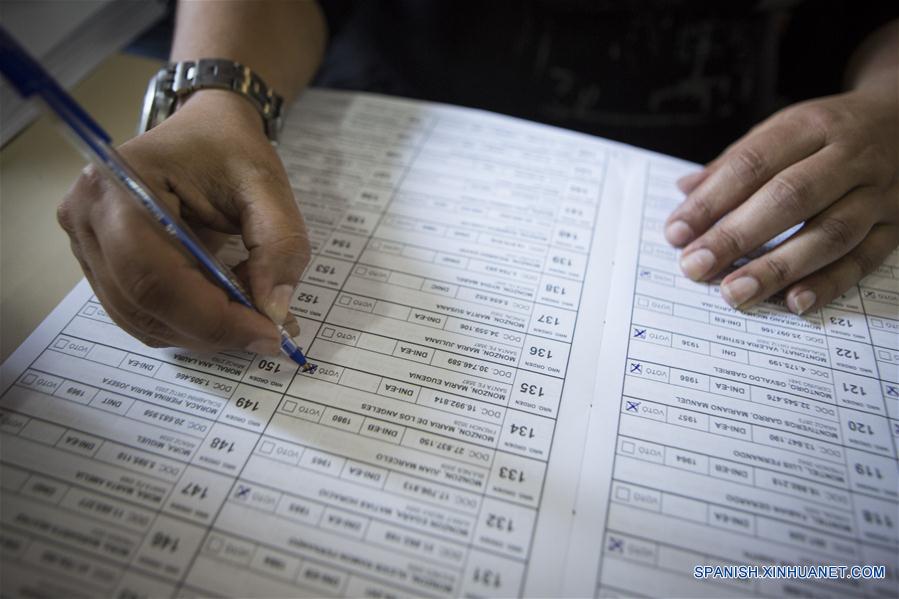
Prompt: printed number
<box><xmin>235</xmin><ymin>397</ymin><xmax>259</xmax><ymax>412</ymax></box>
<box><xmin>210</xmin><ymin>437</ymin><xmax>235</xmax><ymax>453</ymax></box>
<box><xmin>519</xmin><ymin>383</ymin><xmax>545</xmax><ymax>397</ymax></box>
<box><xmin>537</xmin><ymin>314</ymin><xmax>560</xmax><ymax>326</ymax></box>
<box><xmin>472</xmin><ymin>568</ymin><xmax>501</xmax><ymax>588</ymax></box>
<box><xmin>150</xmin><ymin>532</ymin><xmax>180</xmax><ymax>553</ymax></box>
<box><xmin>315</xmin><ymin>264</ymin><xmax>336</xmax><ymax>275</ymax></box>
<box><xmin>829</xmin><ymin>316</ymin><xmax>853</xmax><ymax>328</ymax></box>
<box><xmin>297</xmin><ymin>293</ymin><xmax>319</xmax><ymax>305</ymax></box>
<box><xmin>544</xmin><ymin>284</ymin><xmax>566</xmax><ymax>295</ymax></box>
<box><xmin>529</xmin><ymin>346</ymin><xmax>553</xmax><ymax>359</ymax></box>
<box><xmin>835</xmin><ymin>348</ymin><xmax>860</xmax><ymax>360</ymax></box>
<box><xmin>848</xmin><ymin>421</ymin><xmax>875</xmax><ymax>435</ymax></box>
<box><xmin>862</xmin><ymin>509</ymin><xmax>895</xmax><ymax>530</ymax></box>
<box><xmin>181</xmin><ymin>482</ymin><xmax>208</xmax><ymax>500</ymax></box>
<box><xmin>510</xmin><ymin>423</ymin><xmax>535</xmax><ymax>438</ymax></box>
<box><xmin>486</xmin><ymin>513</ymin><xmax>514</xmax><ymax>532</ymax></box>
<box><xmin>258</xmin><ymin>360</ymin><xmax>281</xmax><ymax>373</ymax></box>
<box><xmin>842</xmin><ymin>382</ymin><xmax>867</xmax><ymax>396</ymax></box>
<box><xmin>854</xmin><ymin>463</ymin><xmax>884</xmax><ymax>479</ymax></box>
<box><xmin>498</xmin><ymin>466</ymin><xmax>525</xmax><ymax>483</ymax></box>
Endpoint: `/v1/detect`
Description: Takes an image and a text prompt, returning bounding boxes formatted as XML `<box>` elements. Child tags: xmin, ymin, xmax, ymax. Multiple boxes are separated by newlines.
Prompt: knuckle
<box><xmin>204</xmin><ymin>312</ymin><xmax>233</xmax><ymax>347</ymax></box>
<box><xmin>848</xmin><ymin>249</ymin><xmax>877</xmax><ymax>279</ymax></box>
<box><xmin>800</xmin><ymin>104</ymin><xmax>842</xmax><ymax>136</ymax></box>
<box><xmin>130</xmin><ymin>311</ymin><xmax>173</xmax><ymax>344</ymax></box>
<box><xmin>764</xmin><ymin>176</ymin><xmax>807</xmax><ymax>218</ymax></box>
<box><xmin>762</xmin><ymin>254</ymin><xmax>793</xmax><ymax>286</ymax></box>
<box><xmin>58</xmin><ymin>165</ymin><xmax>111</xmax><ymax>234</ymax></box>
<box><xmin>686</xmin><ymin>193</ymin><xmax>716</xmax><ymax>225</ymax></box>
<box><xmin>857</xmin><ymin>144</ymin><xmax>895</xmax><ymax>186</ymax></box>
<box><xmin>56</xmin><ymin>201</ymin><xmax>76</xmax><ymax>234</ymax></box>
<box><xmin>817</xmin><ymin>215</ymin><xmax>857</xmax><ymax>251</ymax></box>
<box><xmin>269</xmin><ymin>229</ymin><xmax>312</xmax><ymax>270</ymax></box>
<box><xmin>128</xmin><ymin>269</ymin><xmax>169</xmax><ymax>313</ymax></box>
<box><xmin>728</xmin><ymin>146</ymin><xmax>768</xmax><ymax>186</ymax></box>
<box><xmin>821</xmin><ymin>274</ymin><xmax>842</xmax><ymax>304</ymax></box>
<box><xmin>712</xmin><ymin>224</ymin><xmax>747</xmax><ymax>258</ymax></box>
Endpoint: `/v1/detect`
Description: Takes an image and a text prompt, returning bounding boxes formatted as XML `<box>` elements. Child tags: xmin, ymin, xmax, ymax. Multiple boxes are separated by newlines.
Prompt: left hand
<box><xmin>664</xmin><ymin>83</ymin><xmax>899</xmax><ymax>315</ymax></box>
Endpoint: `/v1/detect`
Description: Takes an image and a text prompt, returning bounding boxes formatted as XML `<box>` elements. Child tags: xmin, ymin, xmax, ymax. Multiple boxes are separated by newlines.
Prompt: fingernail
<box><xmin>665</xmin><ymin>220</ymin><xmax>694</xmax><ymax>246</ymax></box>
<box><xmin>246</xmin><ymin>338</ymin><xmax>281</xmax><ymax>356</ymax></box>
<box><xmin>676</xmin><ymin>171</ymin><xmax>704</xmax><ymax>193</ymax></box>
<box><xmin>788</xmin><ymin>290</ymin><xmax>816</xmax><ymax>315</ymax></box>
<box><xmin>680</xmin><ymin>248</ymin><xmax>716</xmax><ymax>280</ymax></box>
<box><xmin>264</xmin><ymin>284</ymin><xmax>294</xmax><ymax>325</ymax></box>
<box><xmin>284</xmin><ymin>318</ymin><xmax>300</xmax><ymax>338</ymax></box>
<box><xmin>721</xmin><ymin>276</ymin><xmax>760</xmax><ymax>308</ymax></box>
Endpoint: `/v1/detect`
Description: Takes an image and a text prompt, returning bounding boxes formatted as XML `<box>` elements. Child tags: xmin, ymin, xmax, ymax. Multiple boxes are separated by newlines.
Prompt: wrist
<box><xmin>178</xmin><ymin>89</ymin><xmax>268</xmax><ymax>138</ymax></box>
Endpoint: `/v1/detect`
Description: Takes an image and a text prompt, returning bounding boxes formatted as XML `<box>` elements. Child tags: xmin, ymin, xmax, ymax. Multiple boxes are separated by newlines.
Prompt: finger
<box><xmin>717</xmin><ymin>186</ymin><xmax>880</xmax><ymax>309</ymax></box>
<box><xmin>284</xmin><ymin>319</ymin><xmax>301</xmax><ymax>338</ymax></box>
<box><xmin>784</xmin><ymin>223</ymin><xmax>899</xmax><ymax>315</ymax></box>
<box><xmin>676</xmin><ymin>169</ymin><xmax>708</xmax><ymax>194</ymax></box>
<box><xmin>59</xmin><ymin>171</ymin><xmax>182</xmax><ymax>348</ymax></box>
<box><xmin>679</xmin><ymin>144</ymin><xmax>860</xmax><ymax>282</ymax></box>
<box><xmin>664</xmin><ymin>116</ymin><xmax>824</xmax><ymax>247</ymax></box>
<box><xmin>71</xmin><ymin>220</ymin><xmax>199</xmax><ymax>349</ymax></box>
<box><xmin>233</xmin><ymin>257</ymin><xmax>301</xmax><ymax>335</ymax></box>
<box><xmin>91</xmin><ymin>196</ymin><xmax>283</xmax><ymax>354</ymax></box>
<box><xmin>237</xmin><ymin>171</ymin><xmax>311</xmax><ymax>326</ymax></box>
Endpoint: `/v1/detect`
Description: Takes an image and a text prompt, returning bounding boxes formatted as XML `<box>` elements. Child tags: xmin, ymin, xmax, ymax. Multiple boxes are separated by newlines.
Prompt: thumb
<box><xmin>239</xmin><ymin>186</ymin><xmax>311</xmax><ymax>327</ymax></box>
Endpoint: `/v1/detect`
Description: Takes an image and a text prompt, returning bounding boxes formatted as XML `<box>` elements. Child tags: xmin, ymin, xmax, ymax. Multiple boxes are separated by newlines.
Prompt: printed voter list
<box><xmin>0</xmin><ymin>90</ymin><xmax>622</xmax><ymax>598</ymax></box>
<box><xmin>2</xmin><ymin>90</ymin><xmax>898</xmax><ymax>598</ymax></box>
<box><xmin>564</xmin><ymin>154</ymin><xmax>899</xmax><ymax>598</ymax></box>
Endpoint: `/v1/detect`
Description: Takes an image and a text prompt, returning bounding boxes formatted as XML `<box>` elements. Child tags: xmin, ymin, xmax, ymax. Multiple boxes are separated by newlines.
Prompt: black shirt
<box><xmin>314</xmin><ymin>0</ymin><xmax>897</xmax><ymax>162</ymax></box>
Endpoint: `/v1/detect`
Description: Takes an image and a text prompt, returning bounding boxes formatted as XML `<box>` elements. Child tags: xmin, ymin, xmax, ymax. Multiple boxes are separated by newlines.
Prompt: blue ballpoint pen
<box><xmin>0</xmin><ymin>28</ymin><xmax>316</xmax><ymax>373</ymax></box>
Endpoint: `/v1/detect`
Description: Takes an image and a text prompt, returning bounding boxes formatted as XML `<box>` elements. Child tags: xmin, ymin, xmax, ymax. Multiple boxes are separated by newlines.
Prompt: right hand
<box><xmin>57</xmin><ymin>90</ymin><xmax>310</xmax><ymax>355</ymax></box>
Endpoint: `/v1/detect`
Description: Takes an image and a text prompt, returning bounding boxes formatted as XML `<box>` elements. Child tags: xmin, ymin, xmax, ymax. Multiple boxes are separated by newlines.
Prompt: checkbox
<box><xmin>21</xmin><ymin>373</ymin><xmax>37</xmax><ymax>386</ymax></box>
<box><xmin>615</xmin><ymin>486</ymin><xmax>631</xmax><ymax>501</ymax></box>
<box><xmin>53</xmin><ymin>338</ymin><xmax>68</xmax><ymax>349</ymax></box>
<box><xmin>83</xmin><ymin>305</ymin><xmax>97</xmax><ymax>316</ymax></box>
<box><xmin>878</xmin><ymin>349</ymin><xmax>892</xmax><ymax>360</ymax></box>
<box><xmin>621</xmin><ymin>441</ymin><xmax>635</xmax><ymax>455</ymax></box>
<box><xmin>321</xmin><ymin>327</ymin><xmax>335</xmax><ymax>339</ymax></box>
<box><xmin>355</xmin><ymin>267</ymin><xmax>368</xmax><ymax>276</ymax></box>
<box><xmin>259</xmin><ymin>441</ymin><xmax>274</xmax><ymax>454</ymax></box>
<box><xmin>338</xmin><ymin>296</ymin><xmax>352</xmax><ymax>306</ymax></box>
<box><xmin>637</xmin><ymin>297</ymin><xmax>649</xmax><ymax>308</ymax></box>
<box><xmin>870</xmin><ymin>318</ymin><xmax>884</xmax><ymax>329</ymax></box>
<box><xmin>282</xmin><ymin>400</ymin><xmax>297</xmax><ymax>413</ymax></box>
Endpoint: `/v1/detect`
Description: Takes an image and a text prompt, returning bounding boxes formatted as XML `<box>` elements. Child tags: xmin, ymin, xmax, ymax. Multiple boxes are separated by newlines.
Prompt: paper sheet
<box><xmin>0</xmin><ymin>90</ymin><xmax>628</xmax><ymax>598</ymax></box>
<box><xmin>564</xmin><ymin>153</ymin><xmax>899</xmax><ymax>598</ymax></box>
<box><xmin>3</xmin><ymin>90</ymin><xmax>897</xmax><ymax>598</ymax></box>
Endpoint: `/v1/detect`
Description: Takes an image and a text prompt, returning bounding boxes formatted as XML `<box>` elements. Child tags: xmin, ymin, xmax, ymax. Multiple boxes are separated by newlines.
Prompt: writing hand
<box><xmin>57</xmin><ymin>90</ymin><xmax>309</xmax><ymax>353</ymax></box>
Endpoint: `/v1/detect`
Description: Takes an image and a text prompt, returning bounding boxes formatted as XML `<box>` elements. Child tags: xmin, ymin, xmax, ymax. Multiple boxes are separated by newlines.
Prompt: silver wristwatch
<box><xmin>139</xmin><ymin>58</ymin><xmax>284</xmax><ymax>144</ymax></box>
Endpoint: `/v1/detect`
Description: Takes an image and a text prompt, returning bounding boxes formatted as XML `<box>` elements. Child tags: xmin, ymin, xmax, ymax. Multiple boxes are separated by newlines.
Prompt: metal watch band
<box><xmin>139</xmin><ymin>58</ymin><xmax>284</xmax><ymax>144</ymax></box>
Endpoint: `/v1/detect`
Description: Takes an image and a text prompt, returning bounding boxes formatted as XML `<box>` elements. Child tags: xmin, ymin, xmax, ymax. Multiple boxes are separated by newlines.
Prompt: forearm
<box><xmin>171</xmin><ymin>0</ymin><xmax>327</xmax><ymax>104</ymax></box>
<box><xmin>845</xmin><ymin>19</ymin><xmax>899</xmax><ymax>91</ymax></box>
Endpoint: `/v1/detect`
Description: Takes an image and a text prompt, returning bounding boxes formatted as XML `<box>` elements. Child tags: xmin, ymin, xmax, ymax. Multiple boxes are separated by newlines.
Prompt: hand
<box><xmin>665</xmin><ymin>83</ymin><xmax>899</xmax><ymax>315</ymax></box>
<box><xmin>57</xmin><ymin>90</ymin><xmax>310</xmax><ymax>354</ymax></box>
